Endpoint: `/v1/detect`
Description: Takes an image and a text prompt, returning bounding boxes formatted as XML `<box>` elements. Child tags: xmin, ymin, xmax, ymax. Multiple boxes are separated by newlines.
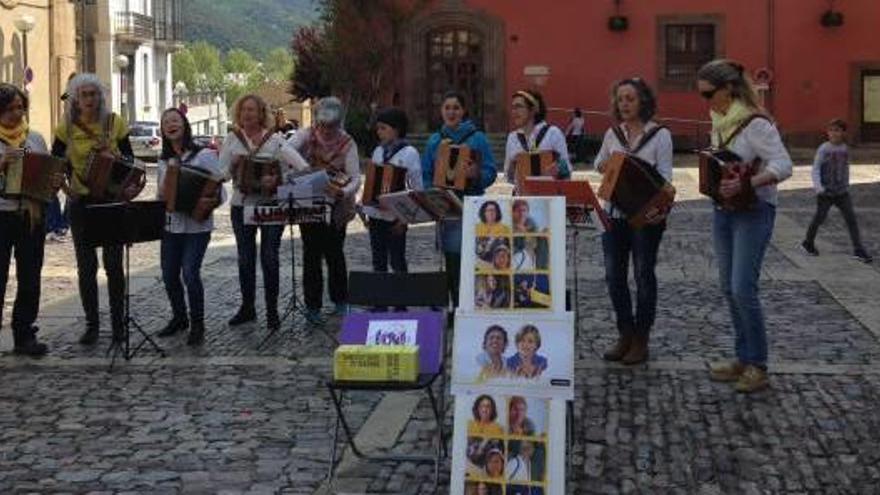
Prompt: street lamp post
<box><xmin>13</xmin><ymin>15</ymin><xmax>37</xmax><ymax>120</ymax></box>
<box><xmin>114</xmin><ymin>54</ymin><xmax>130</xmax><ymax>121</ymax></box>
<box><xmin>214</xmin><ymin>95</ymin><xmax>223</xmax><ymax>136</ymax></box>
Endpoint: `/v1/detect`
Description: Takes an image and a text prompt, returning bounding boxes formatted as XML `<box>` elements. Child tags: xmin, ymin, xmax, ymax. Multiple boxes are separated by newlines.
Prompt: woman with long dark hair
<box><xmin>155</xmin><ymin>108</ymin><xmax>224</xmax><ymax>345</ymax></box>
<box><xmin>594</xmin><ymin>77</ymin><xmax>673</xmax><ymax>365</ymax></box>
<box><xmin>421</xmin><ymin>91</ymin><xmax>497</xmax><ymax>307</ymax></box>
<box><xmin>697</xmin><ymin>59</ymin><xmax>792</xmax><ymax>393</ymax></box>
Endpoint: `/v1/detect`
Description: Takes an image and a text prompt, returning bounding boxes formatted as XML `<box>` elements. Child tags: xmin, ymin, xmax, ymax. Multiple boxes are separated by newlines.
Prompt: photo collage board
<box><xmin>451</xmin><ymin>196</ymin><xmax>573</xmax><ymax>495</ymax></box>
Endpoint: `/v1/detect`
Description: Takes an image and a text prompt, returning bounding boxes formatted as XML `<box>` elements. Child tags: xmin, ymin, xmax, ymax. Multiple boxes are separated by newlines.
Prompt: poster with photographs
<box><xmin>460</xmin><ymin>196</ymin><xmax>565</xmax><ymax>313</ymax></box>
<box><xmin>450</xmin><ymin>393</ymin><xmax>566</xmax><ymax>495</ymax></box>
<box><xmin>452</xmin><ymin>312</ymin><xmax>574</xmax><ymax>400</ymax></box>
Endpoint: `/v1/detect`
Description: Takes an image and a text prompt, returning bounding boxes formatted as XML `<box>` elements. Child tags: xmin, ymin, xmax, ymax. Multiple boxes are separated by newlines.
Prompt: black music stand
<box><xmin>257</xmin><ymin>193</ymin><xmax>338</xmax><ymax>349</ymax></box>
<box><xmin>82</xmin><ymin>201</ymin><xmax>168</xmax><ymax>369</ymax></box>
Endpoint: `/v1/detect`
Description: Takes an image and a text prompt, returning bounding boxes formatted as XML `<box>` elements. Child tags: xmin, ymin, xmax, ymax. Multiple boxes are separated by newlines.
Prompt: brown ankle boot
<box><xmin>622</xmin><ymin>334</ymin><xmax>648</xmax><ymax>365</ymax></box>
<box><xmin>603</xmin><ymin>334</ymin><xmax>633</xmax><ymax>361</ymax></box>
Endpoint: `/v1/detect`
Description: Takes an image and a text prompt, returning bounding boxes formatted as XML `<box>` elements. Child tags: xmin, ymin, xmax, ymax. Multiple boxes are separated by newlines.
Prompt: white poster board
<box><xmin>459</xmin><ymin>196</ymin><xmax>566</xmax><ymax>313</ymax></box>
<box><xmin>452</xmin><ymin>312</ymin><xmax>574</xmax><ymax>401</ymax></box>
<box><xmin>449</xmin><ymin>393</ymin><xmax>566</xmax><ymax>495</ymax></box>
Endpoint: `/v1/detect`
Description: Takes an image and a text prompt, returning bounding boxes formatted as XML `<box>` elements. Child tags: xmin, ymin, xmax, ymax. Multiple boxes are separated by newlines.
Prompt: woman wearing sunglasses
<box><xmin>697</xmin><ymin>59</ymin><xmax>792</xmax><ymax>393</ymax></box>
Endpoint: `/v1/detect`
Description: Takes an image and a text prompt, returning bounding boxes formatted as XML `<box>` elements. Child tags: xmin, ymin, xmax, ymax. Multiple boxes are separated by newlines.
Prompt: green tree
<box><xmin>189</xmin><ymin>41</ymin><xmax>225</xmax><ymax>90</ymax></box>
<box><xmin>172</xmin><ymin>46</ymin><xmax>198</xmax><ymax>90</ymax></box>
<box><xmin>264</xmin><ymin>47</ymin><xmax>295</xmax><ymax>83</ymax></box>
<box><xmin>224</xmin><ymin>48</ymin><xmax>258</xmax><ymax>75</ymax></box>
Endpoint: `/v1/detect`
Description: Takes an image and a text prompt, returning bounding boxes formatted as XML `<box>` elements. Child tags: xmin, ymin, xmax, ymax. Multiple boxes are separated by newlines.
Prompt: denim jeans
<box><xmin>601</xmin><ymin>219</ymin><xmax>665</xmax><ymax>336</ymax></box>
<box><xmin>231</xmin><ymin>206</ymin><xmax>284</xmax><ymax>312</ymax></box>
<box><xmin>161</xmin><ymin>231</ymin><xmax>211</xmax><ymax>322</ymax></box>
<box><xmin>805</xmin><ymin>192</ymin><xmax>865</xmax><ymax>252</ymax></box>
<box><xmin>369</xmin><ymin>219</ymin><xmax>408</xmax><ymax>273</ymax></box>
<box><xmin>0</xmin><ymin>211</ymin><xmax>45</xmax><ymax>333</ymax></box>
<box><xmin>45</xmin><ymin>195</ymin><xmax>68</xmax><ymax>233</ymax></box>
<box><xmin>713</xmin><ymin>200</ymin><xmax>776</xmax><ymax>368</ymax></box>
<box><xmin>300</xmin><ymin>221</ymin><xmax>348</xmax><ymax>310</ymax></box>
<box><xmin>69</xmin><ymin>201</ymin><xmax>125</xmax><ymax>330</ymax></box>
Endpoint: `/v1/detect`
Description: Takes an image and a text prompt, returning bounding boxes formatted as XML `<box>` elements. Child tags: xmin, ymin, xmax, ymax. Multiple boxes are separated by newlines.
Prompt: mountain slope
<box><xmin>183</xmin><ymin>0</ymin><xmax>320</xmax><ymax>56</ymax></box>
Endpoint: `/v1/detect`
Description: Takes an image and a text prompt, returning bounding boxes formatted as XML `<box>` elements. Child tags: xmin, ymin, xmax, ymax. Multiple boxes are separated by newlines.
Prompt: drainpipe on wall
<box><xmin>766</xmin><ymin>0</ymin><xmax>775</xmax><ymax>115</ymax></box>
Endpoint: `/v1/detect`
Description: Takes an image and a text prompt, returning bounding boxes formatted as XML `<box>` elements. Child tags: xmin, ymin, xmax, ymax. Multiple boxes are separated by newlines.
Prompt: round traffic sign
<box><xmin>24</xmin><ymin>67</ymin><xmax>34</xmax><ymax>84</ymax></box>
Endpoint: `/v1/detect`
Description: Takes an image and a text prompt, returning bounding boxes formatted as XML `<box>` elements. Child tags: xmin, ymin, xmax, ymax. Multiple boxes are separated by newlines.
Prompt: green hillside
<box><xmin>183</xmin><ymin>0</ymin><xmax>320</xmax><ymax>56</ymax></box>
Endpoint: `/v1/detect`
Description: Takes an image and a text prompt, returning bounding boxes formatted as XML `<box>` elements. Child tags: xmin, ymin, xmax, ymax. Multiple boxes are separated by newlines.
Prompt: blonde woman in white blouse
<box><xmin>697</xmin><ymin>59</ymin><xmax>793</xmax><ymax>393</ymax></box>
<box><xmin>219</xmin><ymin>94</ymin><xmax>310</xmax><ymax>332</ymax></box>
<box><xmin>594</xmin><ymin>77</ymin><xmax>673</xmax><ymax>366</ymax></box>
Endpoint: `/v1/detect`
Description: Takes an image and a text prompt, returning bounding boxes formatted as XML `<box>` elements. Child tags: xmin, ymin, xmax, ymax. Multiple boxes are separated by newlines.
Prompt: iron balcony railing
<box><xmin>115</xmin><ymin>11</ymin><xmax>154</xmax><ymax>42</ymax></box>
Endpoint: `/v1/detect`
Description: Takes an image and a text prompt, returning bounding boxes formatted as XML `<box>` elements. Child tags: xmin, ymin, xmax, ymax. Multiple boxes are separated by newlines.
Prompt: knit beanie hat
<box><xmin>376</xmin><ymin>107</ymin><xmax>408</xmax><ymax>138</ymax></box>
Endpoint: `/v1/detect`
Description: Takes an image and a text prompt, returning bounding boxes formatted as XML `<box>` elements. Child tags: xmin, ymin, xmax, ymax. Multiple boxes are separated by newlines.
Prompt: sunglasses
<box><xmin>700</xmin><ymin>87</ymin><xmax>721</xmax><ymax>100</ymax></box>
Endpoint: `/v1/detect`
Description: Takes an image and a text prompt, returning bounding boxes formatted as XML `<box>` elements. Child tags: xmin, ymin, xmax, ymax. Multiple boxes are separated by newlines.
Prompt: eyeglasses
<box><xmin>700</xmin><ymin>87</ymin><xmax>721</xmax><ymax>100</ymax></box>
<box><xmin>511</xmin><ymin>103</ymin><xmax>528</xmax><ymax>110</ymax></box>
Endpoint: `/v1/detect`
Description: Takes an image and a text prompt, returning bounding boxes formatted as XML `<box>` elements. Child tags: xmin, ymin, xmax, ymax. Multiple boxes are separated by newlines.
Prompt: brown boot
<box><xmin>603</xmin><ymin>334</ymin><xmax>632</xmax><ymax>361</ymax></box>
<box><xmin>622</xmin><ymin>334</ymin><xmax>648</xmax><ymax>365</ymax></box>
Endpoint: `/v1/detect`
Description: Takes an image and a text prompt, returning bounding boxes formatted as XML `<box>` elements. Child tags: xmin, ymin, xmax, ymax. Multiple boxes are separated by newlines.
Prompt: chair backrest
<box><xmin>347</xmin><ymin>271</ymin><xmax>448</xmax><ymax>308</ymax></box>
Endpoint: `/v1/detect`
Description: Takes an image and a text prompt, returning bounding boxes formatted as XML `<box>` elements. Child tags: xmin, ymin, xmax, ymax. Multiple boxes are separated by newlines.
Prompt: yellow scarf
<box><xmin>710</xmin><ymin>100</ymin><xmax>754</xmax><ymax>147</ymax></box>
<box><xmin>0</xmin><ymin>120</ymin><xmax>29</xmax><ymax>149</ymax></box>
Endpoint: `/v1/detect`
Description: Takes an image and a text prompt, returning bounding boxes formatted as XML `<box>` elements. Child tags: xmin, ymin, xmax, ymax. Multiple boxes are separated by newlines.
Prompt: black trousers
<box><xmin>368</xmin><ymin>219</ymin><xmax>407</xmax><ymax>273</ymax></box>
<box><xmin>300</xmin><ymin>222</ymin><xmax>348</xmax><ymax>310</ymax></box>
<box><xmin>0</xmin><ymin>210</ymin><xmax>45</xmax><ymax>333</ymax></box>
<box><xmin>805</xmin><ymin>192</ymin><xmax>865</xmax><ymax>251</ymax></box>
<box><xmin>69</xmin><ymin>201</ymin><xmax>125</xmax><ymax>330</ymax></box>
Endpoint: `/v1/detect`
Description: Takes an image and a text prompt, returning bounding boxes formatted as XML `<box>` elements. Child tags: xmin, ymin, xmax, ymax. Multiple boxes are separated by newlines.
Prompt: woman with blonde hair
<box><xmin>220</xmin><ymin>93</ymin><xmax>309</xmax><ymax>331</ymax></box>
<box><xmin>697</xmin><ymin>59</ymin><xmax>792</xmax><ymax>393</ymax></box>
<box><xmin>51</xmin><ymin>73</ymin><xmax>142</xmax><ymax>345</ymax></box>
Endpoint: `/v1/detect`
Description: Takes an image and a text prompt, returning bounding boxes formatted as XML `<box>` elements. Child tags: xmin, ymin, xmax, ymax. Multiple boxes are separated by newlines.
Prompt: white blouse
<box><xmin>0</xmin><ymin>131</ymin><xmax>49</xmax><ymax>212</ymax></box>
<box><xmin>593</xmin><ymin>121</ymin><xmax>674</xmax><ymax>218</ymax></box>
<box><xmin>712</xmin><ymin>117</ymin><xmax>793</xmax><ymax>206</ymax></box>
<box><xmin>156</xmin><ymin>148</ymin><xmax>226</xmax><ymax>234</ymax></box>
<box><xmin>503</xmin><ymin>121</ymin><xmax>570</xmax><ymax>183</ymax></box>
<box><xmin>219</xmin><ymin>130</ymin><xmax>310</xmax><ymax>207</ymax></box>
<box><xmin>364</xmin><ymin>144</ymin><xmax>423</xmax><ymax>222</ymax></box>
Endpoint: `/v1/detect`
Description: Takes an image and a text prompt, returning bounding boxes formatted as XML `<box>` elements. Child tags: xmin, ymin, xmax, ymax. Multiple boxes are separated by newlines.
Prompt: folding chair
<box><xmin>326</xmin><ymin>271</ymin><xmax>449</xmax><ymax>491</ymax></box>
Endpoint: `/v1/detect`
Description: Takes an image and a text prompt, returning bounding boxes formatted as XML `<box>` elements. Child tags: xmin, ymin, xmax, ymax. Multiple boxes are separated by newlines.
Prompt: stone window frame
<box><xmin>656</xmin><ymin>14</ymin><xmax>726</xmax><ymax>92</ymax></box>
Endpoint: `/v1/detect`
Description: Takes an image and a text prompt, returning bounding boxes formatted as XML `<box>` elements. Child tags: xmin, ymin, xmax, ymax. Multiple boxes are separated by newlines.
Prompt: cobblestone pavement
<box><xmin>2</xmin><ymin>166</ymin><xmax>880</xmax><ymax>493</ymax></box>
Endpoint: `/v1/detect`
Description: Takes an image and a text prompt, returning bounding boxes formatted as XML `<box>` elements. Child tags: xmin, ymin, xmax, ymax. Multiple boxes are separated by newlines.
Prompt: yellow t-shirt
<box><xmin>468</xmin><ymin>420</ymin><xmax>504</xmax><ymax>437</ymax></box>
<box><xmin>475</xmin><ymin>222</ymin><xmax>511</xmax><ymax>237</ymax></box>
<box><xmin>54</xmin><ymin>114</ymin><xmax>129</xmax><ymax>196</ymax></box>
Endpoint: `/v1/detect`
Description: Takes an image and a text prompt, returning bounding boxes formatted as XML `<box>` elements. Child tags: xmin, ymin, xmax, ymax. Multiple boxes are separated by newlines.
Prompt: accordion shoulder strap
<box><xmin>631</xmin><ymin>125</ymin><xmax>668</xmax><ymax>154</ymax></box>
<box><xmin>516</xmin><ymin>124</ymin><xmax>552</xmax><ymax>153</ymax></box>
<box><xmin>611</xmin><ymin>125</ymin><xmax>629</xmax><ymax>150</ymax></box>
<box><xmin>74</xmin><ymin>114</ymin><xmax>113</xmax><ymax>147</ymax></box>
<box><xmin>443</xmin><ymin>128</ymin><xmax>477</xmax><ymax>146</ymax></box>
<box><xmin>719</xmin><ymin>114</ymin><xmax>772</xmax><ymax>149</ymax></box>
<box><xmin>233</xmin><ymin>128</ymin><xmax>274</xmax><ymax>158</ymax></box>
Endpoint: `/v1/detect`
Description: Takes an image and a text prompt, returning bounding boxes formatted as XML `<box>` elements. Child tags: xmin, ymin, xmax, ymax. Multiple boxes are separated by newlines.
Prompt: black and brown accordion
<box><xmin>433</xmin><ymin>140</ymin><xmax>478</xmax><ymax>191</ymax></box>
<box><xmin>163</xmin><ymin>163</ymin><xmax>223</xmax><ymax>222</ymax></box>
<box><xmin>597</xmin><ymin>151</ymin><xmax>676</xmax><ymax>228</ymax></box>
<box><xmin>232</xmin><ymin>156</ymin><xmax>282</xmax><ymax>198</ymax></box>
<box><xmin>0</xmin><ymin>151</ymin><xmax>66</xmax><ymax>203</ymax></box>
<box><xmin>361</xmin><ymin>161</ymin><xmax>407</xmax><ymax>205</ymax></box>
<box><xmin>84</xmin><ymin>151</ymin><xmax>146</xmax><ymax>202</ymax></box>
<box><xmin>513</xmin><ymin>150</ymin><xmax>559</xmax><ymax>191</ymax></box>
<box><xmin>698</xmin><ymin>148</ymin><xmax>759</xmax><ymax>211</ymax></box>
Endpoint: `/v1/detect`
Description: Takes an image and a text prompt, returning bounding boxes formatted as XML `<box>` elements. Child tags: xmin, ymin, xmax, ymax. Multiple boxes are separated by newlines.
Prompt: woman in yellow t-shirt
<box><xmin>467</xmin><ymin>394</ymin><xmax>504</xmax><ymax>436</ymax></box>
<box><xmin>474</xmin><ymin>200</ymin><xmax>510</xmax><ymax>237</ymax></box>
<box><xmin>51</xmin><ymin>73</ymin><xmax>140</xmax><ymax>346</ymax></box>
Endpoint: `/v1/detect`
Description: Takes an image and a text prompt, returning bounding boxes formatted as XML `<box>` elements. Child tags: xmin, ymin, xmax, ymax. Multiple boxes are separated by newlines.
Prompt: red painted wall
<box><xmin>457</xmin><ymin>0</ymin><xmax>880</xmax><ymax>141</ymax></box>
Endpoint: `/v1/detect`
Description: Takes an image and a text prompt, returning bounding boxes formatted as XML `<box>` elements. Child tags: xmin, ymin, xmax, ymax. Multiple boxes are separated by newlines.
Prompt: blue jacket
<box><xmin>421</xmin><ymin>119</ymin><xmax>496</xmax><ymax>195</ymax></box>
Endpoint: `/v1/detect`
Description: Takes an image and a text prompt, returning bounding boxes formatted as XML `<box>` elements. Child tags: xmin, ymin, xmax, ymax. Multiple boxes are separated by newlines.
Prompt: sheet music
<box><xmin>276</xmin><ymin>169</ymin><xmax>330</xmax><ymax>206</ymax></box>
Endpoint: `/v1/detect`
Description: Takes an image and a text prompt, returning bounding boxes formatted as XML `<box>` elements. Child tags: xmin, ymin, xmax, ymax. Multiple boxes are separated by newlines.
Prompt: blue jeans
<box><xmin>45</xmin><ymin>195</ymin><xmax>68</xmax><ymax>233</ymax></box>
<box><xmin>713</xmin><ymin>200</ymin><xmax>776</xmax><ymax>368</ymax></box>
<box><xmin>231</xmin><ymin>206</ymin><xmax>284</xmax><ymax>312</ymax></box>
<box><xmin>161</xmin><ymin>231</ymin><xmax>211</xmax><ymax>322</ymax></box>
<box><xmin>602</xmin><ymin>219</ymin><xmax>665</xmax><ymax>336</ymax></box>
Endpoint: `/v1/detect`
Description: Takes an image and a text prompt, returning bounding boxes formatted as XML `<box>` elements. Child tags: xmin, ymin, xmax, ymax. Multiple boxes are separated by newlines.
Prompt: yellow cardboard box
<box><xmin>333</xmin><ymin>345</ymin><xmax>420</xmax><ymax>382</ymax></box>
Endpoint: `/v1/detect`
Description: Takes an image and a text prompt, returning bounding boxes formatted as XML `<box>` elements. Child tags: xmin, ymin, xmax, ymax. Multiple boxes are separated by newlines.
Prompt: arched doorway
<box><xmin>426</xmin><ymin>27</ymin><xmax>483</xmax><ymax>129</ymax></box>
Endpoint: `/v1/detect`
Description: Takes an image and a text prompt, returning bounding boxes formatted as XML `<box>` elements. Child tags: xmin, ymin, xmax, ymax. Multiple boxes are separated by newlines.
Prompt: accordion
<box><xmin>432</xmin><ymin>140</ymin><xmax>477</xmax><ymax>191</ymax></box>
<box><xmin>163</xmin><ymin>163</ymin><xmax>223</xmax><ymax>222</ymax></box>
<box><xmin>513</xmin><ymin>150</ymin><xmax>558</xmax><ymax>191</ymax></box>
<box><xmin>597</xmin><ymin>151</ymin><xmax>676</xmax><ymax>228</ymax></box>
<box><xmin>698</xmin><ymin>148</ymin><xmax>759</xmax><ymax>211</ymax></box>
<box><xmin>362</xmin><ymin>161</ymin><xmax>407</xmax><ymax>205</ymax></box>
<box><xmin>84</xmin><ymin>151</ymin><xmax>146</xmax><ymax>202</ymax></box>
<box><xmin>233</xmin><ymin>156</ymin><xmax>282</xmax><ymax>198</ymax></box>
<box><xmin>0</xmin><ymin>150</ymin><xmax>66</xmax><ymax>203</ymax></box>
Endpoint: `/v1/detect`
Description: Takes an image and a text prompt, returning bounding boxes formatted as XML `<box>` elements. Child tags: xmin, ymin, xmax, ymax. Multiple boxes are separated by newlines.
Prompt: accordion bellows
<box><xmin>84</xmin><ymin>152</ymin><xmax>145</xmax><ymax>201</ymax></box>
<box><xmin>0</xmin><ymin>151</ymin><xmax>66</xmax><ymax>203</ymax></box>
<box><xmin>233</xmin><ymin>156</ymin><xmax>282</xmax><ymax>198</ymax></box>
<box><xmin>598</xmin><ymin>151</ymin><xmax>676</xmax><ymax>228</ymax></box>
<box><xmin>514</xmin><ymin>150</ymin><xmax>558</xmax><ymax>191</ymax></box>
<box><xmin>698</xmin><ymin>148</ymin><xmax>759</xmax><ymax>211</ymax></box>
<box><xmin>433</xmin><ymin>140</ymin><xmax>477</xmax><ymax>191</ymax></box>
<box><xmin>163</xmin><ymin>164</ymin><xmax>222</xmax><ymax>222</ymax></box>
<box><xmin>362</xmin><ymin>161</ymin><xmax>407</xmax><ymax>205</ymax></box>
